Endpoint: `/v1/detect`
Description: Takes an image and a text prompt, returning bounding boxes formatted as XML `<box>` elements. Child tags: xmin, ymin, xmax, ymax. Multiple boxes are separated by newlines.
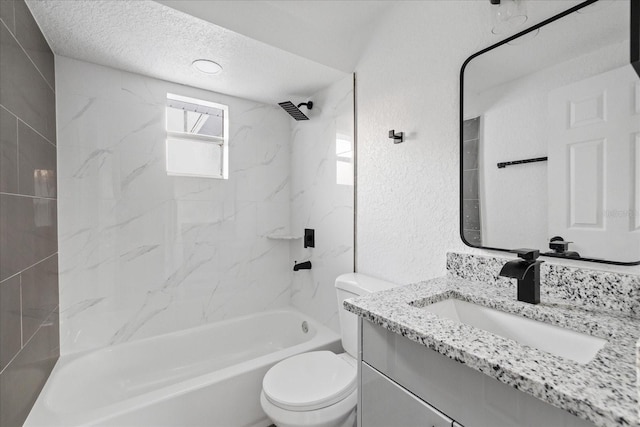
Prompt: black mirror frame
<box><xmin>633</xmin><ymin>0</ymin><xmax>640</xmax><ymax>77</ymax></box>
<box><xmin>459</xmin><ymin>0</ymin><xmax>640</xmax><ymax>266</ymax></box>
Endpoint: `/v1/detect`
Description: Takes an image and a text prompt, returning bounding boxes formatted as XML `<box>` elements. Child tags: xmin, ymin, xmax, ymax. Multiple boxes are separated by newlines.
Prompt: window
<box><xmin>336</xmin><ymin>134</ymin><xmax>353</xmax><ymax>186</ymax></box>
<box><xmin>165</xmin><ymin>93</ymin><xmax>229</xmax><ymax>179</ymax></box>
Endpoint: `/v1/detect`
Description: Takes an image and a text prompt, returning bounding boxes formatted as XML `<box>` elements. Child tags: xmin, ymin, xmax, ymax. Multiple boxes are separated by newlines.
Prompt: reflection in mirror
<box><xmin>462</xmin><ymin>0</ymin><xmax>640</xmax><ymax>264</ymax></box>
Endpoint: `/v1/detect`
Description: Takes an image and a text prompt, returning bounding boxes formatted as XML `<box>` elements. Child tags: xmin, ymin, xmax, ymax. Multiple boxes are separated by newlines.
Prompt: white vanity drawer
<box><xmin>361</xmin><ymin>362</ymin><xmax>453</xmax><ymax>427</ymax></box>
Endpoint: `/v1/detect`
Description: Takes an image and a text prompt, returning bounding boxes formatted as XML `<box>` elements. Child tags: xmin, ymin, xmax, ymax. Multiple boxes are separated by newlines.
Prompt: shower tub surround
<box><xmin>56</xmin><ymin>57</ymin><xmax>293</xmax><ymax>354</ymax></box>
<box><xmin>346</xmin><ymin>252</ymin><xmax>640</xmax><ymax>427</ymax></box>
<box><xmin>289</xmin><ymin>75</ymin><xmax>354</xmax><ymax>332</ymax></box>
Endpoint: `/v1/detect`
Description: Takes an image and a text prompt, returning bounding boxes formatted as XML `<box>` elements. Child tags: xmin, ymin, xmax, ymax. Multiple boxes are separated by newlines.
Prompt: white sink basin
<box><xmin>422</xmin><ymin>299</ymin><xmax>606</xmax><ymax>364</ymax></box>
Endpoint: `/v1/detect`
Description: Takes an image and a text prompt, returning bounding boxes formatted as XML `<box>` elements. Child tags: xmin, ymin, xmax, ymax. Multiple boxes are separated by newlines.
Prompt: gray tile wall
<box><xmin>0</xmin><ymin>1</ymin><xmax>59</xmax><ymax>425</ymax></box>
<box><xmin>462</xmin><ymin>117</ymin><xmax>482</xmax><ymax>246</ymax></box>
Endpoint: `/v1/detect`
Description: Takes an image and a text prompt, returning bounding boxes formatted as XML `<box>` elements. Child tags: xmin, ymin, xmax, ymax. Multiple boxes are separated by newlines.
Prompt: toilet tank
<box><xmin>335</xmin><ymin>273</ymin><xmax>399</xmax><ymax>357</ymax></box>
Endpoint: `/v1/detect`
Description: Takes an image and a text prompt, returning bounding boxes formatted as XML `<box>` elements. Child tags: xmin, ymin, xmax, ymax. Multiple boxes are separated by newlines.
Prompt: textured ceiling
<box><xmin>157</xmin><ymin>0</ymin><xmax>395</xmax><ymax>73</ymax></box>
<box><xmin>466</xmin><ymin>0</ymin><xmax>628</xmax><ymax>94</ymax></box>
<box><xmin>26</xmin><ymin>0</ymin><xmax>348</xmax><ymax>105</ymax></box>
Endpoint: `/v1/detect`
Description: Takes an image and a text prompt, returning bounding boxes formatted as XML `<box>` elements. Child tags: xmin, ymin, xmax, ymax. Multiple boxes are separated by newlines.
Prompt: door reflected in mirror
<box><xmin>461</xmin><ymin>0</ymin><xmax>640</xmax><ymax>265</ymax></box>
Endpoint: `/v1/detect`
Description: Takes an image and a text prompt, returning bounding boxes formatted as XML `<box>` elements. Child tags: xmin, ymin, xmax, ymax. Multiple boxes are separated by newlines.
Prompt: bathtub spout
<box><xmin>293</xmin><ymin>261</ymin><xmax>312</xmax><ymax>271</ymax></box>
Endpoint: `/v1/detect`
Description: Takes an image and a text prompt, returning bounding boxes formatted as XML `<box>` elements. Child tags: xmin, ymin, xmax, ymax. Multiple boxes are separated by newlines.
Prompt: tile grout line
<box><xmin>0</xmin><ymin>304</ymin><xmax>58</xmax><ymax>377</ymax></box>
<box><xmin>0</xmin><ymin>252</ymin><xmax>58</xmax><ymax>286</ymax></box>
<box><xmin>0</xmin><ymin>274</ymin><xmax>25</xmax><ymax>377</ymax></box>
<box><xmin>0</xmin><ymin>19</ymin><xmax>56</xmax><ymax>151</ymax></box>
<box><xmin>0</xmin><ymin>16</ymin><xmax>55</xmax><ymax>93</ymax></box>
<box><xmin>16</xmin><ymin>110</ymin><xmax>19</xmax><ymax>193</ymax></box>
<box><xmin>20</xmin><ymin>303</ymin><xmax>59</xmax><ymax>354</ymax></box>
<box><xmin>18</xmin><ymin>116</ymin><xmax>56</xmax><ymax>149</ymax></box>
<box><xmin>19</xmin><ymin>274</ymin><xmax>23</xmax><ymax>348</ymax></box>
<box><xmin>1</xmin><ymin>102</ymin><xmax>56</xmax><ymax>148</ymax></box>
<box><xmin>0</xmin><ymin>191</ymin><xmax>57</xmax><ymax>201</ymax></box>
<box><xmin>0</xmin><ymin>5</ymin><xmax>13</xmax><ymax>33</ymax></box>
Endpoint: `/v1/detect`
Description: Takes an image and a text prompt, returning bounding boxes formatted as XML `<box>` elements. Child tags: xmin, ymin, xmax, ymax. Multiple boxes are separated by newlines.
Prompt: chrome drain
<box><xmin>301</xmin><ymin>321</ymin><xmax>309</xmax><ymax>333</ymax></box>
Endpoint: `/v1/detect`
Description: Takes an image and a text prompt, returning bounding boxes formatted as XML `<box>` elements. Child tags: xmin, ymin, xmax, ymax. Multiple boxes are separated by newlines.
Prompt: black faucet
<box><xmin>293</xmin><ymin>260</ymin><xmax>312</xmax><ymax>271</ymax></box>
<box><xmin>545</xmin><ymin>236</ymin><xmax>581</xmax><ymax>259</ymax></box>
<box><xmin>498</xmin><ymin>249</ymin><xmax>544</xmax><ymax>305</ymax></box>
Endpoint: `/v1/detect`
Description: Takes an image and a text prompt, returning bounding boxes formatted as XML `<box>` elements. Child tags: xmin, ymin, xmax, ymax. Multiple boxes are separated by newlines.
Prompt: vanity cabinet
<box><xmin>358</xmin><ymin>319</ymin><xmax>596</xmax><ymax>427</ymax></box>
<box><xmin>361</xmin><ymin>362</ymin><xmax>453</xmax><ymax>427</ymax></box>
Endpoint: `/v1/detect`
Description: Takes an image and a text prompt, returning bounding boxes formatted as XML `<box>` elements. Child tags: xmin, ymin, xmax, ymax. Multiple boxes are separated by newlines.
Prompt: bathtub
<box><xmin>25</xmin><ymin>308</ymin><xmax>342</xmax><ymax>427</ymax></box>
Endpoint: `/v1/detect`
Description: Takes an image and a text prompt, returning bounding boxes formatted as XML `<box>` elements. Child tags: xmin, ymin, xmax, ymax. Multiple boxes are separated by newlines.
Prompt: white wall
<box><xmin>355</xmin><ymin>0</ymin><xmax>640</xmax><ymax>283</ymax></box>
<box><xmin>356</xmin><ymin>1</ymin><xmax>487</xmax><ymax>284</ymax></box>
<box><xmin>289</xmin><ymin>76</ymin><xmax>355</xmax><ymax>332</ymax></box>
<box><xmin>56</xmin><ymin>57</ymin><xmax>293</xmax><ymax>354</ymax></box>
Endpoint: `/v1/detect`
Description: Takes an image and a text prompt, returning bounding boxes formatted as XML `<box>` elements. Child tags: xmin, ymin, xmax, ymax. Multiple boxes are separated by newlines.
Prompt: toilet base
<box><xmin>260</xmin><ymin>390</ymin><xmax>356</xmax><ymax>427</ymax></box>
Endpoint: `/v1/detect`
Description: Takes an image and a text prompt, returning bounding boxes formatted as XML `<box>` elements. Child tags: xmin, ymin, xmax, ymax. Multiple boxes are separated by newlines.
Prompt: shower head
<box><xmin>279</xmin><ymin>101</ymin><xmax>313</xmax><ymax>121</ymax></box>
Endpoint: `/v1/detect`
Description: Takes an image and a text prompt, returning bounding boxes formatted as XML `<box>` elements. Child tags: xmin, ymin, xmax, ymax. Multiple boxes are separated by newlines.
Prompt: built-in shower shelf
<box><xmin>265</xmin><ymin>234</ymin><xmax>302</xmax><ymax>240</ymax></box>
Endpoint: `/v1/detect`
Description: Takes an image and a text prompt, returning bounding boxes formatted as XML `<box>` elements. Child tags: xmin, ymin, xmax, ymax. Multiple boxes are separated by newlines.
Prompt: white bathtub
<box><xmin>25</xmin><ymin>308</ymin><xmax>342</xmax><ymax>427</ymax></box>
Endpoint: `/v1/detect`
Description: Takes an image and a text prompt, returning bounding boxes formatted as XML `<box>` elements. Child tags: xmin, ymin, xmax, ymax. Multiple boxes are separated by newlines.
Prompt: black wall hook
<box><xmin>389</xmin><ymin>130</ymin><xmax>404</xmax><ymax>144</ymax></box>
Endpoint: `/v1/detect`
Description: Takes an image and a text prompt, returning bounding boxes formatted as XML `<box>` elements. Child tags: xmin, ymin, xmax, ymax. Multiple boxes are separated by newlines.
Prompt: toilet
<box><xmin>260</xmin><ymin>273</ymin><xmax>398</xmax><ymax>427</ymax></box>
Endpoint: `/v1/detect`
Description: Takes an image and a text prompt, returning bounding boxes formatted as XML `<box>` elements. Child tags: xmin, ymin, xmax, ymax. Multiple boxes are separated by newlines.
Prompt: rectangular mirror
<box><xmin>461</xmin><ymin>0</ymin><xmax>640</xmax><ymax>265</ymax></box>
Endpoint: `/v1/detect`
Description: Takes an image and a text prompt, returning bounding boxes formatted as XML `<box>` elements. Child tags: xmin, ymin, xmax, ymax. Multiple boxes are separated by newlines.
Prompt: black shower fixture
<box><xmin>279</xmin><ymin>101</ymin><xmax>313</xmax><ymax>121</ymax></box>
<box><xmin>304</xmin><ymin>228</ymin><xmax>315</xmax><ymax>248</ymax></box>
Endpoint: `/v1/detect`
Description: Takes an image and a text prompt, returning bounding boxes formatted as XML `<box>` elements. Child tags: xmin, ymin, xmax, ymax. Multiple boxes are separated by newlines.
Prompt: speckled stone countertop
<box><xmin>345</xmin><ymin>276</ymin><xmax>640</xmax><ymax>427</ymax></box>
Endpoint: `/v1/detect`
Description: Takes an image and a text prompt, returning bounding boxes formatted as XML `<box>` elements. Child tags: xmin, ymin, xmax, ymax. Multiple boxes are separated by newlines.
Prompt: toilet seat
<box><xmin>262</xmin><ymin>351</ymin><xmax>356</xmax><ymax>411</ymax></box>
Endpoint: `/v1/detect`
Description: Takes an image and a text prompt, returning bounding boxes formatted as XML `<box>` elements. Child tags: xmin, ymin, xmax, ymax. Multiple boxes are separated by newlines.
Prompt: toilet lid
<box><xmin>262</xmin><ymin>351</ymin><xmax>356</xmax><ymax>411</ymax></box>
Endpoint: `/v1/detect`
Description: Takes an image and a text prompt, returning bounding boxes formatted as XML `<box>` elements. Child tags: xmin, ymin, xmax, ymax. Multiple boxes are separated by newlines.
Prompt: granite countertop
<box><xmin>344</xmin><ymin>276</ymin><xmax>640</xmax><ymax>427</ymax></box>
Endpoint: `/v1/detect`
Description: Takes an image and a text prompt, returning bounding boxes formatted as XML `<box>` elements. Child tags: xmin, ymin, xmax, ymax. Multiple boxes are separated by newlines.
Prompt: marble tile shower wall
<box><xmin>290</xmin><ymin>76</ymin><xmax>354</xmax><ymax>332</ymax></box>
<box><xmin>0</xmin><ymin>1</ymin><xmax>59</xmax><ymax>425</ymax></box>
<box><xmin>57</xmin><ymin>57</ymin><xmax>293</xmax><ymax>354</ymax></box>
